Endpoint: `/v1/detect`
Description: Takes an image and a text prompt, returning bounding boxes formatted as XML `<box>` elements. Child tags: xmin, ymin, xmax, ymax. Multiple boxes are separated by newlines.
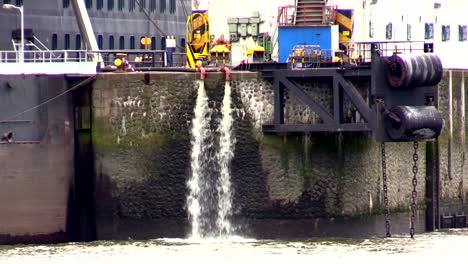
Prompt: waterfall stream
<box><xmin>216</xmin><ymin>81</ymin><xmax>235</xmax><ymax>236</ymax></box>
<box><xmin>187</xmin><ymin>80</ymin><xmax>236</xmax><ymax>239</ymax></box>
<box><xmin>187</xmin><ymin>80</ymin><xmax>211</xmax><ymax>239</ymax></box>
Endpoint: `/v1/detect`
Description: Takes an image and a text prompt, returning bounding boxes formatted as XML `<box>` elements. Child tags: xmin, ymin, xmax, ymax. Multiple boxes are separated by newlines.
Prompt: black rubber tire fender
<box><xmin>384</xmin><ymin>105</ymin><xmax>443</xmax><ymax>141</ymax></box>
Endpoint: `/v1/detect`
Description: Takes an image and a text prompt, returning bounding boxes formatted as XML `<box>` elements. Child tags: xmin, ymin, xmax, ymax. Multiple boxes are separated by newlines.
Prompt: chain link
<box><xmin>381</xmin><ymin>142</ymin><xmax>391</xmax><ymax>237</ymax></box>
<box><xmin>410</xmin><ymin>141</ymin><xmax>419</xmax><ymax>239</ymax></box>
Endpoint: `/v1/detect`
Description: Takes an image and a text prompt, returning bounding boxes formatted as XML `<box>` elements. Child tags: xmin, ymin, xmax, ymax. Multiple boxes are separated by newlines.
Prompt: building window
<box><xmin>149</xmin><ymin>0</ymin><xmax>156</xmax><ymax>12</ymax></box>
<box><xmin>109</xmin><ymin>36</ymin><xmax>115</xmax><ymax>49</ymax></box>
<box><xmin>15</xmin><ymin>0</ymin><xmax>21</xmax><ymax>6</ymax></box>
<box><xmin>368</xmin><ymin>20</ymin><xmax>374</xmax><ymax>38</ymax></box>
<box><xmin>52</xmin><ymin>34</ymin><xmax>58</xmax><ymax>50</ymax></box>
<box><xmin>385</xmin><ymin>23</ymin><xmax>393</xmax><ymax>40</ymax></box>
<box><xmin>107</xmin><ymin>0</ymin><xmax>114</xmax><ymax>10</ymax></box>
<box><xmin>75</xmin><ymin>34</ymin><xmax>81</xmax><ymax>49</ymax></box>
<box><xmin>98</xmin><ymin>35</ymin><xmax>103</xmax><ymax>49</ymax></box>
<box><xmin>151</xmin><ymin>37</ymin><xmax>156</xmax><ymax>50</ymax></box>
<box><xmin>180</xmin><ymin>38</ymin><xmax>185</xmax><ymax>49</ymax></box>
<box><xmin>159</xmin><ymin>0</ymin><xmax>165</xmax><ymax>13</ymax></box>
<box><xmin>3</xmin><ymin>0</ymin><xmax>11</xmax><ymax>4</ymax></box>
<box><xmin>129</xmin><ymin>0</ymin><xmax>135</xmax><ymax>11</ymax></box>
<box><xmin>130</xmin><ymin>36</ymin><xmax>135</xmax><ymax>49</ymax></box>
<box><xmin>64</xmin><ymin>34</ymin><xmax>70</xmax><ymax>50</ymax></box>
<box><xmin>169</xmin><ymin>0</ymin><xmax>176</xmax><ymax>14</ymax></box>
<box><xmin>161</xmin><ymin>37</ymin><xmax>166</xmax><ymax>50</ymax></box>
<box><xmin>406</xmin><ymin>24</ymin><xmax>411</xmax><ymax>41</ymax></box>
<box><xmin>118</xmin><ymin>0</ymin><xmax>124</xmax><ymax>10</ymax></box>
<box><xmin>85</xmin><ymin>0</ymin><xmax>92</xmax><ymax>9</ymax></box>
<box><xmin>139</xmin><ymin>0</ymin><xmax>146</xmax><ymax>11</ymax></box>
<box><xmin>425</xmin><ymin>23</ymin><xmax>434</xmax><ymax>39</ymax></box>
<box><xmin>63</xmin><ymin>0</ymin><xmax>70</xmax><ymax>8</ymax></box>
<box><xmin>442</xmin><ymin>25</ymin><xmax>450</xmax><ymax>42</ymax></box>
<box><xmin>119</xmin><ymin>36</ymin><xmax>125</xmax><ymax>49</ymax></box>
<box><xmin>97</xmin><ymin>0</ymin><xmax>103</xmax><ymax>10</ymax></box>
<box><xmin>459</xmin><ymin>25</ymin><xmax>468</xmax><ymax>42</ymax></box>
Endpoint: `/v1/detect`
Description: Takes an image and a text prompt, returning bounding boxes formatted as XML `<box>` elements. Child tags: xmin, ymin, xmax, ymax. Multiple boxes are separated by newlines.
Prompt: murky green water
<box><xmin>1</xmin><ymin>229</ymin><xmax>467</xmax><ymax>263</ymax></box>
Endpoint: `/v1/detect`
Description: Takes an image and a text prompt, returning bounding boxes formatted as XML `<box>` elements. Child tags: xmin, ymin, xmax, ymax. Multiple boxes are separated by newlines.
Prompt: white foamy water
<box><xmin>1</xmin><ymin>230</ymin><xmax>468</xmax><ymax>264</ymax></box>
<box><xmin>216</xmin><ymin>81</ymin><xmax>235</xmax><ymax>236</ymax></box>
<box><xmin>187</xmin><ymin>80</ymin><xmax>237</xmax><ymax>239</ymax></box>
<box><xmin>187</xmin><ymin>80</ymin><xmax>211</xmax><ymax>239</ymax></box>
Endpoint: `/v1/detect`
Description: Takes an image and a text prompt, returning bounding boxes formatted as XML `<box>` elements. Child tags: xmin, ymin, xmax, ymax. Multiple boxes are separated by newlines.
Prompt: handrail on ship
<box><xmin>348</xmin><ymin>41</ymin><xmax>427</xmax><ymax>64</ymax></box>
<box><xmin>0</xmin><ymin>49</ymin><xmax>93</xmax><ymax>63</ymax></box>
<box><xmin>0</xmin><ymin>49</ymin><xmax>187</xmax><ymax>68</ymax></box>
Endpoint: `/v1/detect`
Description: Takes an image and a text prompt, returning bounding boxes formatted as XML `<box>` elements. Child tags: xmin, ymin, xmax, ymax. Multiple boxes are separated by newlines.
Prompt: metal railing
<box><xmin>277</xmin><ymin>4</ymin><xmax>336</xmax><ymax>26</ymax></box>
<box><xmin>0</xmin><ymin>49</ymin><xmax>94</xmax><ymax>63</ymax></box>
<box><xmin>287</xmin><ymin>45</ymin><xmax>337</xmax><ymax>68</ymax></box>
<box><xmin>91</xmin><ymin>49</ymin><xmax>187</xmax><ymax>68</ymax></box>
<box><xmin>347</xmin><ymin>41</ymin><xmax>426</xmax><ymax>64</ymax></box>
<box><xmin>0</xmin><ymin>49</ymin><xmax>188</xmax><ymax>68</ymax></box>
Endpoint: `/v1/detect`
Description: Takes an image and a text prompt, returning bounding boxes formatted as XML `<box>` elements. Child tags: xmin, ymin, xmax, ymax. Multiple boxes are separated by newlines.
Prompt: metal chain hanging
<box><xmin>410</xmin><ymin>141</ymin><xmax>419</xmax><ymax>239</ymax></box>
<box><xmin>381</xmin><ymin>142</ymin><xmax>391</xmax><ymax>237</ymax></box>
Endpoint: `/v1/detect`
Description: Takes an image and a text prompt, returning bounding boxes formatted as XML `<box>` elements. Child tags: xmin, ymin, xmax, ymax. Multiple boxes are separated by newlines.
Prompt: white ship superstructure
<box><xmin>205</xmin><ymin>0</ymin><xmax>467</xmax><ymax>69</ymax></box>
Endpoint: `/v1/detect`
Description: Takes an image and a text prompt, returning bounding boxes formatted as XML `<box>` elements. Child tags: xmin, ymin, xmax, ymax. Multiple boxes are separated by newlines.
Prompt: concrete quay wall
<box><xmin>91</xmin><ymin>70</ymin><xmax>467</xmax><ymax>239</ymax></box>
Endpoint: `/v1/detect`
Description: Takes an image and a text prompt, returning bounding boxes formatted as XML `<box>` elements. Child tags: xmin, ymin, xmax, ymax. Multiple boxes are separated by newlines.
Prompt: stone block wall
<box><xmin>91</xmin><ymin>69</ymin><xmax>466</xmax><ymax>239</ymax></box>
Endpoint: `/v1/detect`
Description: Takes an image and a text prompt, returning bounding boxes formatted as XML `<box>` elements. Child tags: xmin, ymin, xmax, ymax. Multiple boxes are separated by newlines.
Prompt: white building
<box><xmin>199</xmin><ymin>0</ymin><xmax>467</xmax><ymax>68</ymax></box>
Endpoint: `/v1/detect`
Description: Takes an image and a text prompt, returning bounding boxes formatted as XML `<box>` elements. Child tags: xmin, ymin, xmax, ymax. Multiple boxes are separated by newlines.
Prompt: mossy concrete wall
<box><xmin>91</xmin><ymin>70</ymin><xmax>465</xmax><ymax>239</ymax></box>
<box><xmin>437</xmin><ymin>70</ymin><xmax>468</xmax><ymax>214</ymax></box>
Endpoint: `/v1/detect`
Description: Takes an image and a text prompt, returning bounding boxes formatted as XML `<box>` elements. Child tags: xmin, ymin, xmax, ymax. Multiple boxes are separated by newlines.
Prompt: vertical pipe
<box><xmin>460</xmin><ymin>71</ymin><xmax>465</xmax><ymax>203</ymax></box>
<box><xmin>448</xmin><ymin>71</ymin><xmax>453</xmax><ymax>180</ymax></box>
<box><xmin>425</xmin><ymin>140</ymin><xmax>436</xmax><ymax>231</ymax></box>
<box><xmin>435</xmin><ymin>73</ymin><xmax>441</xmax><ymax>229</ymax></box>
<box><xmin>20</xmin><ymin>5</ymin><xmax>24</xmax><ymax>63</ymax></box>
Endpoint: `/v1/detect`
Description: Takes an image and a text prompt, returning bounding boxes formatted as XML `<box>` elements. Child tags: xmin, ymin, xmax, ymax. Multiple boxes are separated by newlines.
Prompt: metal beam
<box><xmin>333</xmin><ymin>77</ymin><xmax>343</xmax><ymax>126</ymax></box>
<box><xmin>262</xmin><ymin>123</ymin><xmax>371</xmax><ymax>133</ymax></box>
<box><xmin>273</xmin><ymin>74</ymin><xmax>284</xmax><ymax>128</ymax></box>
<box><xmin>279</xmin><ymin>68</ymin><xmax>371</xmax><ymax>78</ymax></box>
<box><xmin>71</xmin><ymin>0</ymin><xmax>102</xmax><ymax>63</ymax></box>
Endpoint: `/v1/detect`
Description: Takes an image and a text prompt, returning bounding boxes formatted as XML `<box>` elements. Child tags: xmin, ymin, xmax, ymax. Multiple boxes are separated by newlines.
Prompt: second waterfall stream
<box><xmin>187</xmin><ymin>80</ymin><xmax>236</xmax><ymax>239</ymax></box>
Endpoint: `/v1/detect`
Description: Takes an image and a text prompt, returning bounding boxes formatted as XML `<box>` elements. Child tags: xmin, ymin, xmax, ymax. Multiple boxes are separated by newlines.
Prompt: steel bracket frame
<box><xmin>263</xmin><ymin>67</ymin><xmax>375</xmax><ymax>133</ymax></box>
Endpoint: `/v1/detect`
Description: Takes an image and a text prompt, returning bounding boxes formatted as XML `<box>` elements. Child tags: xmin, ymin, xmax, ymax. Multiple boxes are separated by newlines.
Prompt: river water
<box><xmin>1</xmin><ymin>229</ymin><xmax>467</xmax><ymax>263</ymax></box>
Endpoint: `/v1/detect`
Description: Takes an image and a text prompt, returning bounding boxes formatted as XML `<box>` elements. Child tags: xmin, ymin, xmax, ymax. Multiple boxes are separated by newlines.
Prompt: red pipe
<box><xmin>219</xmin><ymin>64</ymin><xmax>231</xmax><ymax>81</ymax></box>
<box><xmin>196</xmin><ymin>65</ymin><xmax>206</xmax><ymax>80</ymax></box>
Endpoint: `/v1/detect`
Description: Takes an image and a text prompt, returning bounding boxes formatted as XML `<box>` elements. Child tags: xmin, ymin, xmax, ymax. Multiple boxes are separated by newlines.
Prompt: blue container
<box><xmin>278</xmin><ymin>25</ymin><xmax>339</xmax><ymax>63</ymax></box>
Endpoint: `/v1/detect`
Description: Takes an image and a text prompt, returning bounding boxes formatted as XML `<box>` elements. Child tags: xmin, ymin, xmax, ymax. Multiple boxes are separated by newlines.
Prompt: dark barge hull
<box><xmin>0</xmin><ymin>75</ymin><xmax>75</xmax><ymax>244</ymax></box>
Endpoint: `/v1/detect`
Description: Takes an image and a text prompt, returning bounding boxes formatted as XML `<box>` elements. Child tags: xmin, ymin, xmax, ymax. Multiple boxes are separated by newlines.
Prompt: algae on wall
<box><xmin>92</xmin><ymin>73</ymin><xmax>198</xmax><ymax>229</ymax></box>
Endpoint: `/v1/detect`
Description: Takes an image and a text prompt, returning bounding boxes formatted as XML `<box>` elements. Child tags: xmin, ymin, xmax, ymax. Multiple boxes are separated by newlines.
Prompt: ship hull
<box><xmin>0</xmin><ymin>75</ymin><xmax>75</xmax><ymax>244</ymax></box>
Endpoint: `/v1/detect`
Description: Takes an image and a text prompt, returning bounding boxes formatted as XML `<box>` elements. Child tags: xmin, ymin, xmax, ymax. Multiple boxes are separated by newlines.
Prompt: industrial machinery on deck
<box><xmin>186</xmin><ymin>11</ymin><xmax>210</xmax><ymax>68</ymax></box>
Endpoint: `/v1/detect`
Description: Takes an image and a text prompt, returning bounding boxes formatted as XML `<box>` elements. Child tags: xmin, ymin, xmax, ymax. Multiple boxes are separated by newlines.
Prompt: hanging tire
<box><xmin>386</xmin><ymin>54</ymin><xmax>443</xmax><ymax>88</ymax></box>
<box><xmin>411</xmin><ymin>54</ymin><xmax>427</xmax><ymax>87</ymax></box>
<box><xmin>426</xmin><ymin>54</ymin><xmax>443</xmax><ymax>86</ymax></box>
<box><xmin>384</xmin><ymin>105</ymin><xmax>443</xmax><ymax>141</ymax></box>
<box><xmin>386</xmin><ymin>54</ymin><xmax>411</xmax><ymax>88</ymax></box>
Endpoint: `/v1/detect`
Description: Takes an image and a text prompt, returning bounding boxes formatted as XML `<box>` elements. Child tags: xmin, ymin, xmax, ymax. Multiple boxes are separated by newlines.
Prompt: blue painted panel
<box><xmin>278</xmin><ymin>26</ymin><xmax>333</xmax><ymax>63</ymax></box>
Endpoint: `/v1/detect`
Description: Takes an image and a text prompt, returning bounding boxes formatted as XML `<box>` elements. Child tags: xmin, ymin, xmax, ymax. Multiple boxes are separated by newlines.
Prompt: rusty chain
<box><xmin>381</xmin><ymin>142</ymin><xmax>391</xmax><ymax>237</ymax></box>
<box><xmin>410</xmin><ymin>141</ymin><xmax>419</xmax><ymax>239</ymax></box>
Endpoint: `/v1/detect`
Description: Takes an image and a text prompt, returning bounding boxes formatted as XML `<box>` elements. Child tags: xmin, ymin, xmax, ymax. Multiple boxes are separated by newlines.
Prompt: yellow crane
<box><xmin>186</xmin><ymin>11</ymin><xmax>210</xmax><ymax>68</ymax></box>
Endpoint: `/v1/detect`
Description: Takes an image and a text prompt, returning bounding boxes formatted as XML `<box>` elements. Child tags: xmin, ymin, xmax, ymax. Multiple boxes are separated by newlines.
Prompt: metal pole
<box><xmin>20</xmin><ymin>5</ymin><xmax>24</xmax><ymax>63</ymax></box>
<box><xmin>2</xmin><ymin>4</ymin><xmax>24</xmax><ymax>63</ymax></box>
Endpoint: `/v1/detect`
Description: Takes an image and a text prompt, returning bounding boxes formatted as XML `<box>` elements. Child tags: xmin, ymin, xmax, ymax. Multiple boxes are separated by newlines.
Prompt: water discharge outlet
<box><xmin>187</xmin><ymin>80</ymin><xmax>211</xmax><ymax>239</ymax></box>
<box><xmin>216</xmin><ymin>80</ymin><xmax>235</xmax><ymax>236</ymax></box>
<box><xmin>187</xmin><ymin>79</ymin><xmax>236</xmax><ymax>239</ymax></box>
